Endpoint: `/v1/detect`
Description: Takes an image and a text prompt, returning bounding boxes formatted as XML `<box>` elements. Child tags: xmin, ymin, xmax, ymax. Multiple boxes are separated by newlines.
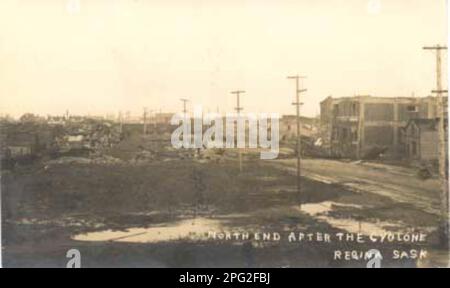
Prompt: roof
<box><xmin>320</xmin><ymin>95</ymin><xmax>447</xmax><ymax>105</ymax></box>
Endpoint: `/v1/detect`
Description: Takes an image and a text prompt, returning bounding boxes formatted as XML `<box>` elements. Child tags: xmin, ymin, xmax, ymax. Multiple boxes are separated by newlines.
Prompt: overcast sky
<box><xmin>0</xmin><ymin>0</ymin><xmax>448</xmax><ymax>118</ymax></box>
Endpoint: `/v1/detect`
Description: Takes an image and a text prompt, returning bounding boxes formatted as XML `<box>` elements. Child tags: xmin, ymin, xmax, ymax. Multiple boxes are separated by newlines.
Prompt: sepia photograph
<box><xmin>0</xmin><ymin>0</ymin><xmax>449</xmax><ymax>269</ymax></box>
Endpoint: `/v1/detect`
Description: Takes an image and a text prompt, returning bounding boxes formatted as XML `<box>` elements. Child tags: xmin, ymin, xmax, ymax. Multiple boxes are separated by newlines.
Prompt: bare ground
<box><xmin>1</xmin><ymin>144</ymin><xmax>447</xmax><ymax>267</ymax></box>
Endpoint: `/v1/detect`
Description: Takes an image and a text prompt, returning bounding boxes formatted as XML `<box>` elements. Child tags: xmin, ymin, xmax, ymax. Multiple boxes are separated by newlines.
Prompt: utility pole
<box><xmin>146</xmin><ymin>109</ymin><xmax>155</xmax><ymax>134</ymax></box>
<box><xmin>423</xmin><ymin>44</ymin><xmax>448</xmax><ymax>248</ymax></box>
<box><xmin>118</xmin><ymin>111</ymin><xmax>123</xmax><ymax>134</ymax></box>
<box><xmin>143</xmin><ymin>107</ymin><xmax>148</xmax><ymax>135</ymax></box>
<box><xmin>180</xmin><ymin>98</ymin><xmax>189</xmax><ymax>116</ymax></box>
<box><xmin>152</xmin><ymin>110</ymin><xmax>157</xmax><ymax>132</ymax></box>
<box><xmin>287</xmin><ymin>75</ymin><xmax>307</xmax><ymax>209</ymax></box>
<box><xmin>231</xmin><ymin>90</ymin><xmax>245</xmax><ymax>173</ymax></box>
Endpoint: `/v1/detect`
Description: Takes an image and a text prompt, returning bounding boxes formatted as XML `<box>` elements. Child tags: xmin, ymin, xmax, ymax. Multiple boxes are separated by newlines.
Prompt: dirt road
<box><xmin>271</xmin><ymin>159</ymin><xmax>441</xmax><ymax>216</ymax></box>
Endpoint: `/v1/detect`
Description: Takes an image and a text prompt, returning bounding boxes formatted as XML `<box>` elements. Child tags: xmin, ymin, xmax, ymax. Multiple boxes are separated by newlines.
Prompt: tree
<box><xmin>19</xmin><ymin>113</ymin><xmax>43</xmax><ymax>123</ymax></box>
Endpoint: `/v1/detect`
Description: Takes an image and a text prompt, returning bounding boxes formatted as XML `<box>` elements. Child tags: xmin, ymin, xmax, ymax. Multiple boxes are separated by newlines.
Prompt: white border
<box><xmin>446</xmin><ymin>0</ymin><xmax>450</xmax><ymax>268</ymax></box>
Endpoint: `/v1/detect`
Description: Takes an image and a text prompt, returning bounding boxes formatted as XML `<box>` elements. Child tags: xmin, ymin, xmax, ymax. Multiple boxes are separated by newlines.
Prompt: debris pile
<box><xmin>46</xmin><ymin>155</ymin><xmax>123</xmax><ymax>166</ymax></box>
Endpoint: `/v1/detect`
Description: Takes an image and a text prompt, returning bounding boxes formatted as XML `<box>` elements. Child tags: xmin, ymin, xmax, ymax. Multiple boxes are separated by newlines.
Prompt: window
<box><xmin>332</xmin><ymin>127</ymin><xmax>338</xmax><ymax>140</ymax></box>
<box><xmin>410</xmin><ymin>126</ymin><xmax>416</xmax><ymax>137</ymax></box>
<box><xmin>411</xmin><ymin>141</ymin><xmax>417</xmax><ymax>156</ymax></box>
<box><xmin>352</xmin><ymin>129</ymin><xmax>358</xmax><ymax>141</ymax></box>
<box><xmin>334</xmin><ymin>104</ymin><xmax>339</xmax><ymax>116</ymax></box>
<box><xmin>352</xmin><ymin>103</ymin><xmax>358</xmax><ymax>116</ymax></box>
<box><xmin>407</xmin><ymin>105</ymin><xmax>419</xmax><ymax>113</ymax></box>
<box><xmin>342</xmin><ymin>128</ymin><xmax>348</xmax><ymax>139</ymax></box>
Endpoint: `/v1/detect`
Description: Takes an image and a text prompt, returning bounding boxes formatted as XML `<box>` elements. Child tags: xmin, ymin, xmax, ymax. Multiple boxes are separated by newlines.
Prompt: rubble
<box><xmin>46</xmin><ymin>155</ymin><xmax>123</xmax><ymax>166</ymax></box>
<box><xmin>1</xmin><ymin>116</ymin><xmax>125</xmax><ymax>171</ymax></box>
<box><xmin>362</xmin><ymin>146</ymin><xmax>389</xmax><ymax>160</ymax></box>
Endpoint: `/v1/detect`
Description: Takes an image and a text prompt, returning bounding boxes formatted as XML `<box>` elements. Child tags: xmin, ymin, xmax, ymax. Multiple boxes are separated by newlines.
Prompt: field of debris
<box><xmin>2</xmin><ymin>130</ymin><xmax>447</xmax><ymax>268</ymax></box>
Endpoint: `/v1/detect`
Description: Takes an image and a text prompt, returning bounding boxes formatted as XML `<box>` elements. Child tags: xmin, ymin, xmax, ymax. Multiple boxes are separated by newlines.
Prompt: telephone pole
<box><xmin>423</xmin><ymin>44</ymin><xmax>448</xmax><ymax>248</ymax></box>
<box><xmin>231</xmin><ymin>90</ymin><xmax>245</xmax><ymax>172</ymax></box>
<box><xmin>152</xmin><ymin>110</ymin><xmax>157</xmax><ymax>132</ymax></box>
<box><xmin>147</xmin><ymin>109</ymin><xmax>155</xmax><ymax>134</ymax></box>
<box><xmin>143</xmin><ymin>107</ymin><xmax>148</xmax><ymax>135</ymax></box>
<box><xmin>118</xmin><ymin>111</ymin><xmax>123</xmax><ymax>134</ymax></box>
<box><xmin>180</xmin><ymin>98</ymin><xmax>189</xmax><ymax>115</ymax></box>
<box><xmin>287</xmin><ymin>75</ymin><xmax>307</xmax><ymax>209</ymax></box>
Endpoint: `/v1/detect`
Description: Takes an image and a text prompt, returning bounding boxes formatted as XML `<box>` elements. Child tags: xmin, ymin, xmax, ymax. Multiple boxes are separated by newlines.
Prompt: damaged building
<box><xmin>279</xmin><ymin>115</ymin><xmax>318</xmax><ymax>141</ymax></box>
<box><xmin>320</xmin><ymin>95</ymin><xmax>446</xmax><ymax>159</ymax></box>
<box><xmin>404</xmin><ymin>118</ymin><xmax>448</xmax><ymax>162</ymax></box>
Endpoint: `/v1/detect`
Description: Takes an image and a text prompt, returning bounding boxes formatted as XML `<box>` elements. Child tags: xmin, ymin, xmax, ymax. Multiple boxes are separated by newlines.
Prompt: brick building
<box><xmin>320</xmin><ymin>95</ymin><xmax>445</xmax><ymax>159</ymax></box>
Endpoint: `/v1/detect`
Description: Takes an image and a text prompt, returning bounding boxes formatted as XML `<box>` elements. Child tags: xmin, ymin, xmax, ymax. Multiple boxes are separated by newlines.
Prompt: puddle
<box><xmin>257</xmin><ymin>176</ymin><xmax>279</xmax><ymax>182</ymax></box>
<box><xmin>72</xmin><ymin>218</ymin><xmax>222</xmax><ymax>243</ymax></box>
<box><xmin>299</xmin><ymin>201</ymin><xmax>402</xmax><ymax>235</ymax></box>
<box><xmin>301</xmin><ymin>201</ymin><xmax>363</xmax><ymax>215</ymax></box>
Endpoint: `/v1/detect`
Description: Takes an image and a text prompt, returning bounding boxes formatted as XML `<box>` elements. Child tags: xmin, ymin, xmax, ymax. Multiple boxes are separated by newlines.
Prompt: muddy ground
<box><xmin>1</xmin><ymin>136</ymin><xmax>448</xmax><ymax>267</ymax></box>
